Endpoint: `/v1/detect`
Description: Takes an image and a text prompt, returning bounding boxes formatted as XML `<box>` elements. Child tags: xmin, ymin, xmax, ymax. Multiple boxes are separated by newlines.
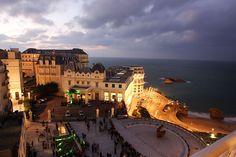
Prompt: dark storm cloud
<box><xmin>72</xmin><ymin>0</ymin><xmax>236</xmax><ymax>60</ymax></box>
<box><xmin>0</xmin><ymin>0</ymin><xmax>59</xmax><ymax>25</ymax></box>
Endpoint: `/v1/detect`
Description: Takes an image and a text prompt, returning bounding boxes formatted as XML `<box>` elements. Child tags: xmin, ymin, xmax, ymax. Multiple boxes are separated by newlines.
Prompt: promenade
<box><xmin>25</xmin><ymin>122</ymin><xmax>56</xmax><ymax>157</ymax></box>
<box><xmin>112</xmin><ymin>118</ymin><xmax>206</xmax><ymax>157</ymax></box>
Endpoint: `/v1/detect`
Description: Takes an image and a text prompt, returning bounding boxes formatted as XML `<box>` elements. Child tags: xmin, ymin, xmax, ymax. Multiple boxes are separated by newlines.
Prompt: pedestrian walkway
<box><xmin>25</xmin><ymin>122</ymin><xmax>56</xmax><ymax>157</ymax></box>
<box><xmin>71</xmin><ymin>118</ymin><xmax>122</xmax><ymax>157</ymax></box>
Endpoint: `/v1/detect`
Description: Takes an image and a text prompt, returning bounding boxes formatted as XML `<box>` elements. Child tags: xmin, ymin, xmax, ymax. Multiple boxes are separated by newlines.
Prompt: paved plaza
<box><xmin>24</xmin><ymin>94</ymin><xmax>206</xmax><ymax>157</ymax></box>
<box><xmin>112</xmin><ymin>118</ymin><xmax>206</xmax><ymax>157</ymax></box>
<box><xmin>25</xmin><ymin>122</ymin><xmax>56</xmax><ymax>157</ymax></box>
<box><xmin>71</xmin><ymin>119</ymin><xmax>122</xmax><ymax>157</ymax></box>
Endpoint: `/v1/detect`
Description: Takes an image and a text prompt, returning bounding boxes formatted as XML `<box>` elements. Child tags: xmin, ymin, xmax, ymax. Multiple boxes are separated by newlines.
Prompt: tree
<box><xmin>46</xmin><ymin>82</ymin><xmax>59</xmax><ymax>94</ymax></box>
<box><xmin>65</xmin><ymin>88</ymin><xmax>80</xmax><ymax>104</ymax></box>
<box><xmin>33</xmin><ymin>82</ymin><xmax>59</xmax><ymax>97</ymax></box>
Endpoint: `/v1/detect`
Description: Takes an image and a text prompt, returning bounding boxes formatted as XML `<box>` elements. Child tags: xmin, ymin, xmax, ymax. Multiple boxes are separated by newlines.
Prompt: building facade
<box><xmin>1</xmin><ymin>49</ymin><xmax>24</xmax><ymax>101</ymax></box>
<box><xmin>62</xmin><ymin>63</ymin><xmax>106</xmax><ymax>103</ymax></box>
<box><xmin>103</xmin><ymin>66</ymin><xmax>145</xmax><ymax>105</ymax></box>
<box><xmin>34</xmin><ymin>48</ymin><xmax>145</xmax><ymax>105</ymax></box>
<box><xmin>22</xmin><ymin>48</ymin><xmax>88</xmax><ymax>77</ymax></box>
<box><xmin>21</xmin><ymin>49</ymin><xmax>40</xmax><ymax>77</ymax></box>
<box><xmin>35</xmin><ymin>55</ymin><xmax>63</xmax><ymax>90</ymax></box>
<box><xmin>0</xmin><ymin>60</ymin><xmax>10</xmax><ymax>112</ymax></box>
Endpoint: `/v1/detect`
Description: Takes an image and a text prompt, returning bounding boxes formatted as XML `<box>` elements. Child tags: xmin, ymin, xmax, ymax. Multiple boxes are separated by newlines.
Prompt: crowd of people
<box><xmin>81</xmin><ymin>117</ymin><xmax>144</xmax><ymax>157</ymax></box>
<box><xmin>108</xmin><ymin>119</ymin><xmax>144</xmax><ymax>157</ymax></box>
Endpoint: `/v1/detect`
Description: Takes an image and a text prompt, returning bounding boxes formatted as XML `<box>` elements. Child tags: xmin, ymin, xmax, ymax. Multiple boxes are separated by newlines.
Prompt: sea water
<box><xmin>90</xmin><ymin>57</ymin><xmax>236</xmax><ymax>117</ymax></box>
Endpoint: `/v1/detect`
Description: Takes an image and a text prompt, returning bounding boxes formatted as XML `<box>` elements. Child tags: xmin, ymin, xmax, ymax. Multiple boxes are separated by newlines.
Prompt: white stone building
<box><xmin>0</xmin><ymin>49</ymin><xmax>24</xmax><ymax>101</ymax></box>
<box><xmin>33</xmin><ymin>48</ymin><xmax>145</xmax><ymax>105</ymax></box>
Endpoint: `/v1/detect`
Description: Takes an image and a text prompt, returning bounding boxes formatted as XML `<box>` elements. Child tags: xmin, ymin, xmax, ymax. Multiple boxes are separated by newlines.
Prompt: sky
<box><xmin>0</xmin><ymin>0</ymin><xmax>235</xmax><ymax>61</ymax></box>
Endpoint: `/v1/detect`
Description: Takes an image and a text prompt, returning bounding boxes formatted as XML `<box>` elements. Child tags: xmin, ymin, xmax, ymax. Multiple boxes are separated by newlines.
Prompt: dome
<box><xmin>92</xmin><ymin>63</ymin><xmax>105</xmax><ymax>73</ymax></box>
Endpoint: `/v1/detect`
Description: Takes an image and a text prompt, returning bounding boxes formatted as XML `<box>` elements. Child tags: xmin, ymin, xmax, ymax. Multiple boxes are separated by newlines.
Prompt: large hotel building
<box><xmin>22</xmin><ymin>48</ymin><xmax>145</xmax><ymax>105</ymax></box>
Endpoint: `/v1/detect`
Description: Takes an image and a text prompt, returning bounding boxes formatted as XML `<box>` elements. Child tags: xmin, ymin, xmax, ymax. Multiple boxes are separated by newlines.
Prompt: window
<box><xmin>68</xmin><ymin>80</ymin><xmax>71</xmax><ymax>85</ymax></box>
<box><xmin>117</xmin><ymin>93</ymin><xmax>123</xmax><ymax>102</ymax></box>
<box><xmin>15</xmin><ymin>92</ymin><xmax>20</xmax><ymax>100</ymax></box>
<box><xmin>104</xmin><ymin>92</ymin><xmax>109</xmax><ymax>101</ymax></box>
<box><xmin>82</xmin><ymin>81</ymin><xmax>84</xmax><ymax>84</ymax></box>
<box><xmin>112</xmin><ymin>84</ymin><xmax>115</xmax><ymax>88</ymax></box>
<box><xmin>119</xmin><ymin>84</ymin><xmax>122</xmax><ymax>88</ymax></box>
<box><xmin>111</xmin><ymin>93</ymin><xmax>116</xmax><ymax>101</ymax></box>
<box><xmin>105</xmin><ymin>84</ymin><xmax>108</xmax><ymax>87</ymax></box>
<box><xmin>87</xmin><ymin>81</ymin><xmax>90</xmax><ymax>85</ymax></box>
<box><xmin>96</xmin><ymin>82</ymin><xmax>99</xmax><ymax>87</ymax></box>
<box><xmin>77</xmin><ymin>81</ymin><xmax>80</xmax><ymax>84</ymax></box>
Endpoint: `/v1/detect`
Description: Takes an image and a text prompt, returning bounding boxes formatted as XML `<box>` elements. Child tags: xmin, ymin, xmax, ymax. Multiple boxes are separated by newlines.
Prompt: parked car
<box><xmin>37</xmin><ymin>98</ymin><xmax>47</xmax><ymax>104</ymax></box>
<box><xmin>116</xmin><ymin>114</ymin><xmax>128</xmax><ymax>119</ymax></box>
<box><xmin>77</xmin><ymin>111</ymin><xmax>85</xmax><ymax>120</ymax></box>
<box><xmin>79</xmin><ymin>111</ymin><xmax>85</xmax><ymax>116</ymax></box>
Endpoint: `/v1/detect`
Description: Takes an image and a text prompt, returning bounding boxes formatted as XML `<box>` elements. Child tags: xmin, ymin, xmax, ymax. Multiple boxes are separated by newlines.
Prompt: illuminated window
<box><xmin>117</xmin><ymin>93</ymin><xmax>123</xmax><ymax>102</ymax></box>
<box><xmin>104</xmin><ymin>92</ymin><xmax>109</xmax><ymax>101</ymax></box>
<box><xmin>111</xmin><ymin>93</ymin><xmax>116</xmax><ymax>101</ymax></box>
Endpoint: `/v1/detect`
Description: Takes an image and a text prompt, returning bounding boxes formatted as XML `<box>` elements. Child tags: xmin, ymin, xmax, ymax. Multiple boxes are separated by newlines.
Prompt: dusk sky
<box><xmin>0</xmin><ymin>0</ymin><xmax>235</xmax><ymax>61</ymax></box>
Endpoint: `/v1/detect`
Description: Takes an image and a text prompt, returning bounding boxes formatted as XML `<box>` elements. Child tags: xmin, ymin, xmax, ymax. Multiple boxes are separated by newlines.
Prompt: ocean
<box><xmin>90</xmin><ymin>57</ymin><xmax>236</xmax><ymax>117</ymax></box>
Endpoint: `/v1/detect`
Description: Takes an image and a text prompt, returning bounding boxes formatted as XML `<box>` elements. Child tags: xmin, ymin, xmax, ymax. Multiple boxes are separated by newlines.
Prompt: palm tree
<box><xmin>66</xmin><ymin>89</ymin><xmax>80</xmax><ymax>105</ymax></box>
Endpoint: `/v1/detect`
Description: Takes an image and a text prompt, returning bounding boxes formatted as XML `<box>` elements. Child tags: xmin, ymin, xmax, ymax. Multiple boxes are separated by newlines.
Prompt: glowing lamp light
<box><xmin>210</xmin><ymin>133</ymin><xmax>217</xmax><ymax>139</ymax></box>
<box><xmin>76</xmin><ymin>90</ymin><xmax>80</xmax><ymax>94</ymax></box>
<box><xmin>59</xmin><ymin>126</ymin><xmax>66</xmax><ymax>134</ymax></box>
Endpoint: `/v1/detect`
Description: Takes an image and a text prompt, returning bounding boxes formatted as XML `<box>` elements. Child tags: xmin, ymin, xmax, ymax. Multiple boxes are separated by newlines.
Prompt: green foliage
<box><xmin>33</xmin><ymin>82</ymin><xmax>59</xmax><ymax>97</ymax></box>
<box><xmin>65</xmin><ymin>88</ymin><xmax>81</xmax><ymax>104</ymax></box>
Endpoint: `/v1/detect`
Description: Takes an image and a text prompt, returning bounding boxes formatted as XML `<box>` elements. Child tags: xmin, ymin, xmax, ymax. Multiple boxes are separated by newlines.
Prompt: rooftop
<box><xmin>106</xmin><ymin>66</ymin><xmax>133</xmax><ymax>83</ymax></box>
<box><xmin>23</xmin><ymin>48</ymin><xmax>87</xmax><ymax>55</ymax></box>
